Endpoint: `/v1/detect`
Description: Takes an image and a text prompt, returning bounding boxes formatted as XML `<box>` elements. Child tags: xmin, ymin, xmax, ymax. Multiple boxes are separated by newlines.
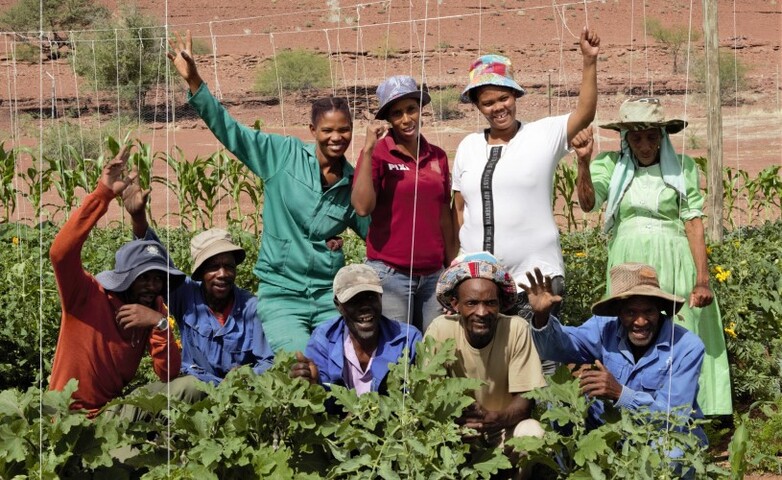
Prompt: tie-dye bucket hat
<box><xmin>436</xmin><ymin>252</ymin><xmax>518</xmax><ymax>311</ymax></box>
<box><xmin>460</xmin><ymin>54</ymin><xmax>526</xmax><ymax>103</ymax></box>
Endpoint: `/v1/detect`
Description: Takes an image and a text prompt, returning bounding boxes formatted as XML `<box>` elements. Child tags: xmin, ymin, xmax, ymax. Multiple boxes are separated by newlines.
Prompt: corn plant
<box><xmin>553</xmin><ymin>158</ymin><xmax>578</xmax><ymax>232</ymax></box>
<box><xmin>0</xmin><ymin>143</ymin><xmax>18</xmax><ymax>222</ymax></box>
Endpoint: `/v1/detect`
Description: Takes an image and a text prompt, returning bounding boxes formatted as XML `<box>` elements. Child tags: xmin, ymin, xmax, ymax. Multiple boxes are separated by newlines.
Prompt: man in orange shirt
<box><xmin>48</xmin><ymin>146</ymin><xmax>185</xmax><ymax>417</ymax></box>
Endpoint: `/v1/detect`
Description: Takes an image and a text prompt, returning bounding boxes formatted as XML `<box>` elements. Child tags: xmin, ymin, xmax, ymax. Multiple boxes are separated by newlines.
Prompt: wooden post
<box><xmin>703</xmin><ymin>0</ymin><xmax>724</xmax><ymax>242</ymax></box>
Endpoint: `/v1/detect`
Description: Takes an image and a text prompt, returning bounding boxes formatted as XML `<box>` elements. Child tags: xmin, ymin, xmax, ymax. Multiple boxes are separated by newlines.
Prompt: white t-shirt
<box><xmin>452</xmin><ymin>114</ymin><xmax>570</xmax><ymax>288</ymax></box>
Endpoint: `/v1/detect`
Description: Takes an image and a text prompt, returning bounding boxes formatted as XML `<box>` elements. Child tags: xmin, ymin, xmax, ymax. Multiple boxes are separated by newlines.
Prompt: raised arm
<box><xmin>50</xmin><ymin>147</ymin><xmax>133</xmax><ymax>308</ymax></box>
<box><xmin>573</xmin><ymin>126</ymin><xmax>596</xmax><ymax>212</ymax></box>
<box><xmin>351</xmin><ymin>121</ymin><xmax>388</xmax><ymax>216</ymax></box>
<box><xmin>566</xmin><ymin>27</ymin><xmax>600</xmax><ymax>142</ymax></box>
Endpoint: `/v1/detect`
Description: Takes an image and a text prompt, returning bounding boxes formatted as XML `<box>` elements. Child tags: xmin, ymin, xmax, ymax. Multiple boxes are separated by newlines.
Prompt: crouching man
<box><xmin>290</xmin><ymin>264</ymin><xmax>421</xmax><ymax>394</ymax></box>
<box><xmin>525</xmin><ymin>263</ymin><xmax>707</xmax><ymax>443</ymax></box>
<box><xmin>49</xmin><ymin>147</ymin><xmax>186</xmax><ymax>417</ymax></box>
<box><xmin>426</xmin><ymin>253</ymin><xmax>547</xmax><ymax>477</ymax></box>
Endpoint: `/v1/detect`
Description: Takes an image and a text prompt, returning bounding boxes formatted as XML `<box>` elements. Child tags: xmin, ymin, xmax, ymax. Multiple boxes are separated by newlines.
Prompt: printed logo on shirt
<box><xmin>387</xmin><ymin>164</ymin><xmax>410</xmax><ymax>171</ymax></box>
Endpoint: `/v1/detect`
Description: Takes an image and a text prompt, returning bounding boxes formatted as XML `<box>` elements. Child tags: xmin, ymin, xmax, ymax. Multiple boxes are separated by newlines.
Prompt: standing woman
<box><xmin>353</xmin><ymin>76</ymin><xmax>456</xmax><ymax>332</ymax></box>
<box><xmin>574</xmin><ymin>97</ymin><xmax>732</xmax><ymax>416</ymax></box>
<box><xmin>451</xmin><ymin>27</ymin><xmax>600</xmax><ymax>329</ymax></box>
<box><xmin>168</xmin><ymin>31</ymin><xmax>369</xmax><ymax>353</ymax></box>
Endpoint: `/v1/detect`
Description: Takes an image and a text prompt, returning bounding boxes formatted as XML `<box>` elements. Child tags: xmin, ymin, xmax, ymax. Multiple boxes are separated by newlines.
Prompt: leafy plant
<box><xmin>692</xmin><ymin>49</ymin><xmax>749</xmax><ymax>104</ymax></box>
<box><xmin>70</xmin><ymin>5</ymin><xmax>165</xmax><ymax>111</ymax></box>
<box><xmin>645</xmin><ymin>17</ymin><xmax>700</xmax><ymax>74</ymax></box>
<box><xmin>253</xmin><ymin>49</ymin><xmax>330</xmax><ymax>96</ymax></box>
<box><xmin>430</xmin><ymin>87</ymin><xmax>462</xmax><ymax>121</ymax></box>
<box><xmin>509</xmin><ymin>366</ymin><xmax>728</xmax><ymax>479</ymax></box>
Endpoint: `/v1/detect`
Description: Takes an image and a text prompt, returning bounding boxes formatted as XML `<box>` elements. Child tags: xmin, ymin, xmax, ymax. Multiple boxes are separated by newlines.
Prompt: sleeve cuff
<box><xmin>615</xmin><ymin>385</ymin><xmax>635</xmax><ymax>409</ymax></box>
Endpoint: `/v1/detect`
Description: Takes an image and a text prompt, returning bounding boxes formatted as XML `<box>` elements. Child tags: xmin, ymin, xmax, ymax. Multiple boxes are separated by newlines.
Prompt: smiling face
<box><xmin>309</xmin><ymin>109</ymin><xmax>353</xmax><ymax>162</ymax></box>
<box><xmin>451</xmin><ymin>278</ymin><xmax>501</xmax><ymax>349</ymax></box>
<box><xmin>386</xmin><ymin>97</ymin><xmax>421</xmax><ymax>144</ymax></box>
<box><xmin>337</xmin><ymin>291</ymin><xmax>383</xmax><ymax>348</ymax></box>
<box><xmin>626</xmin><ymin>128</ymin><xmax>663</xmax><ymax>166</ymax></box>
<box><xmin>200</xmin><ymin>252</ymin><xmax>237</xmax><ymax>304</ymax></box>
<box><xmin>618</xmin><ymin>296</ymin><xmax>662</xmax><ymax>352</ymax></box>
<box><xmin>127</xmin><ymin>270</ymin><xmax>165</xmax><ymax>307</ymax></box>
<box><xmin>473</xmin><ymin>86</ymin><xmax>518</xmax><ymax>136</ymax></box>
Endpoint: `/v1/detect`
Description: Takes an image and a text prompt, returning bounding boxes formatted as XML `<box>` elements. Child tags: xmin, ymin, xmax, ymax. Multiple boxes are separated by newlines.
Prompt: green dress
<box><xmin>590</xmin><ymin>151</ymin><xmax>732</xmax><ymax>416</ymax></box>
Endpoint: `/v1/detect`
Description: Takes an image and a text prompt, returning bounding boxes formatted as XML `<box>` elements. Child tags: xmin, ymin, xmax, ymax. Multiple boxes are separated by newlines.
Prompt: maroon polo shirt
<box><xmin>355</xmin><ymin>134</ymin><xmax>450</xmax><ymax>275</ymax></box>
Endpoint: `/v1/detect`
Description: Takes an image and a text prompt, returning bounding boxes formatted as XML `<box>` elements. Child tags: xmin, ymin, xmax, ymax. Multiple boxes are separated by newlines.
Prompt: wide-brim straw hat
<box><xmin>591</xmin><ymin>263</ymin><xmax>685</xmax><ymax>316</ymax></box>
<box><xmin>190</xmin><ymin>228</ymin><xmax>246</xmax><ymax>281</ymax></box>
<box><xmin>599</xmin><ymin>97</ymin><xmax>687</xmax><ymax>134</ymax></box>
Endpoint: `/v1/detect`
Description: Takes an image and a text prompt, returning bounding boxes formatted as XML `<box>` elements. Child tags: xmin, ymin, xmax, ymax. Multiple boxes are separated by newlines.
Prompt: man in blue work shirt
<box><xmin>523</xmin><ymin>262</ymin><xmax>706</xmax><ymax>443</ymax></box>
<box><xmin>290</xmin><ymin>264</ymin><xmax>421</xmax><ymax>394</ymax></box>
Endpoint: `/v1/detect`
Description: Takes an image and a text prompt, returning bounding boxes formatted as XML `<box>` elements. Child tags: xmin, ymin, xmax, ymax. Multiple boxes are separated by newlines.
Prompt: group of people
<box><xmin>48</xmin><ymin>26</ymin><xmax>731</xmax><ymax>474</ymax></box>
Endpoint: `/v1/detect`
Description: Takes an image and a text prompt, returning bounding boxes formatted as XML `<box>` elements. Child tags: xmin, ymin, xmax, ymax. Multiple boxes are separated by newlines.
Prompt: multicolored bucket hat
<box><xmin>599</xmin><ymin>97</ymin><xmax>688</xmax><ymax>134</ymax></box>
<box><xmin>375</xmin><ymin>75</ymin><xmax>431</xmax><ymax>120</ymax></box>
<box><xmin>436</xmin><ymin>252</ymin><xmax>518</xmax><ymax>312</ymax></box>
<box><xmin>460</xmin><ymin>54</ymin><xmax>526</xmax><ymax>103</ymax></box>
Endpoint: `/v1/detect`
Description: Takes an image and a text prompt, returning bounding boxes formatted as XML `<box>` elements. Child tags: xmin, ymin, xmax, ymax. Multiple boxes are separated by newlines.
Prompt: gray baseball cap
<box><xmin>333</xmin><ymin>264</ymin><xmax>383</xmax><ymax>303</ymax></box>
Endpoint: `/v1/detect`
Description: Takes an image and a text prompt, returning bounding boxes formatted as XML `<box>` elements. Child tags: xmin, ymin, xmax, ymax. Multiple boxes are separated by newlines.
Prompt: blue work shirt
<box><xmin>170</xmin><ymin>277</ymin><xmax>275</xmax><ymax>384</ymax></box>
<box><xmin>305</xmin><ymin>315</ymin><xmax>422</xmax><ymax>393</ymax></box>
<box><xmin>531</xmin><ymin>315</ymin><xmax>706</xmax><ymax>442</ymax></box>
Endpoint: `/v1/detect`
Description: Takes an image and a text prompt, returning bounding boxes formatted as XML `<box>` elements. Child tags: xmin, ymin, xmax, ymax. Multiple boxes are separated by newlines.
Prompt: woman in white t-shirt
<box><xmin>451</xmin><ymin>28</ymin><xmax>600</xmax><ymax>347</ymax></box>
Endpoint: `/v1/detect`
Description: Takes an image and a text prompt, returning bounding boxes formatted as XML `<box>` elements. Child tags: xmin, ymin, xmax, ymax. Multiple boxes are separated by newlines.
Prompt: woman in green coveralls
<box><xmin>168</xmin><ymin>31</ymin><xmax>369</xmax><ymax>353</ymax></box>
<box><xmin>574</xmin><ymin>98</ymin><xmax>731</xmax><ymax>416</ymax></box>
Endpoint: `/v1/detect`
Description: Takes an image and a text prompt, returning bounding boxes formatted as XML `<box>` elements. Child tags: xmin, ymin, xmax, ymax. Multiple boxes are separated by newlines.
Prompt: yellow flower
<box><xmin>574</xmin><ymin>252</ymin><xmax>587</xmax><ymax>258</ymax></box>
<box><xmin>705</xmin><ymin>246</ymin><xmax>713</xmax><ymax>256</ymax></box>
<box><xmin>724</xmin><ymin>322</ymin><xmax>737</xmax><ymax>339</ymax></box>
<box><xmin>715</xmin><ymin>268</ymin><xmax>731</xmax><ymax>283</ymax></box>
<box><xmin>11</xmin><ymin>236</ymin><xmax>19</xmax><ymax>245</ymax></box>
<box><xmin>733</xmin><ymin>240</ymin><xmax>740</xmax><ymax>248</ymax></box>
<box><xmin>168</xmin><ymin>315</ymin><xmax>176</xmax><ymax>329</ymax></box>
<box><xmin>175</xmin><ymin>338</ymin><xmax>182</xmax><ymax>350</ymax></box>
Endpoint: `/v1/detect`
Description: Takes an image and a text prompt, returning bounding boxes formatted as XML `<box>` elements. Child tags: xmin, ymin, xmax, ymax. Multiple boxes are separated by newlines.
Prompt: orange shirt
<box><xmin>49</xmin><ymin>183</ymin><xmax>181</xmax><ymax>416</ymax></box>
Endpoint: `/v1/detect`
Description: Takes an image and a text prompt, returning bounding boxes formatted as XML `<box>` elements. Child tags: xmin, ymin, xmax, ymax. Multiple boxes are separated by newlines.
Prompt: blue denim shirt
<box><xmin>305</xmin><ymin>315</ymin><xmax>422</xmax><ymax>393</ymax></box>
<box><xmin>531</xmin><ymin>315</ymin><xmax>706</xmax><ymax>441</ymax></box>
<box><xmin>170</xmin><ymin>277</ymin><xmax>274</xmax><ymax>384</ymax></box>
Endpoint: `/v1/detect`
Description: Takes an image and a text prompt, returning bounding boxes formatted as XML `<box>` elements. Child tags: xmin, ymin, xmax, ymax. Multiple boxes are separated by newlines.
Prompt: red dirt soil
<box><xmin>0</xmin><ymin>0</ymin><xmax>780</xmax><ymax>227</ymax></box>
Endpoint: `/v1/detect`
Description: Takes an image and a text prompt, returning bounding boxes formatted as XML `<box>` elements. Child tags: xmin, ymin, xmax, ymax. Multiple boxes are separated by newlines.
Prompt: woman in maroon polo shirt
<box><xmin>352</xmin><ymin>76</ymin><xmax>456</xmax><ymax>332</ymax></box>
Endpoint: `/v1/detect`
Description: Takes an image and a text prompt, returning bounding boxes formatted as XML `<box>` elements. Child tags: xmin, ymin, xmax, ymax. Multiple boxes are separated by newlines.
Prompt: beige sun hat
<box><xmin>591</xmin><ymin>263</ymin><xmax>685</xmax><ymax>316</ymax></box>
<box><xmin>333</xmin><ymin>264</ymin><xmax>384</xmax><ymax>303</ymax></box>
<box><xmin>599</xmin><ymin>97</ymin><xmax>688</xmax><ymax>134</ymax></box>
<box><xmin>190</xmin><ymin>228</ymin><xmax>246</xmax><ymax>280</ymax></box>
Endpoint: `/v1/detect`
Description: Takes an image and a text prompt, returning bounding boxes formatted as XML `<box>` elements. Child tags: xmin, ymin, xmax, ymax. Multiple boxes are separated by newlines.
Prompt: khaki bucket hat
<box><xmin>190</xmin><ymin>228</ymin><xmax>246</xmax><ymax>280</ymax></box>
<box><xmin>599</xmin><ymin>97</ymin><xmax>688</xmax><ymax>134</ymax></box>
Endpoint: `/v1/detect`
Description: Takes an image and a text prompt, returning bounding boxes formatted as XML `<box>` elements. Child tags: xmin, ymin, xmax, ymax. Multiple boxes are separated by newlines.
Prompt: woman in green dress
<box><xmin>574</xmin><ymin>97</ymin><xmax>731</xmax><ymax>416</ymax></box>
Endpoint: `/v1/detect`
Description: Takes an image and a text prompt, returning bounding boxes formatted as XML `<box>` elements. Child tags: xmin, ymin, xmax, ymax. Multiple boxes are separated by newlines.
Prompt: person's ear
<box><xmin>309</xmin><ymin>123</ymin><xmax>316</xmax><ymax>136</ymax></box>
<box><xmin>450</xmin><ymin>296</ymin><xmax>459</xmax><ymax>311</ymax></box>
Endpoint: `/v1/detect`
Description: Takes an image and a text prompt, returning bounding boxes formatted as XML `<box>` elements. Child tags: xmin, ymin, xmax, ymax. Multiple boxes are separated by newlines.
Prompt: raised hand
<box><xmin>571</xmin><ymin>126</ymin><xmax>594</xmax><ymax>164</ymax></box>
<box><xmin>580</xmin><ymin>26</ymin><xmax>600</xmax><ymax>61</ymax></box>
<box><xmin>167</xmin><ymin>30</ymin><xmax>203</xmax><ymax>93</ymax></box>
<box><xmin>121</xmin><ymin>173</ymin><xmax>150</xmax><ymax>218</ymax></box>
<box><xmin>99</xmin><ymin>145</ymin><xmax>133</xmax><ymax>196</ymax></box>
<box><xmin>520</xmin><ymin>268</ymin><xmax>563</xmax><ymax>328</ymax></box>
<box><xmin>363</xmin><ymin>120</ymin><xmax>389</xmax><ymax>154</ymax></box>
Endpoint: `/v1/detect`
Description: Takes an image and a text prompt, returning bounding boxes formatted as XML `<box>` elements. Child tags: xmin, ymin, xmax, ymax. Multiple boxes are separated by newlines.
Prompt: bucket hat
<box><xmin>96</xmin><ymin>240</ymin><xmax>186</xmax><ymax>292</ymax></box>
<box><xmin>591</xmin><ymin>263</ymin><xmax>685</xmax><ymax>316</ymax></box>
<box><xmin>599</xmin><ymin>97</ymin><xmax>688</xmax><ymax>134</ymax></box>
<box><xmin>190</xmin><ymin>228</ymin><xmax>246</xmax><ymax>280</ymax></box>
<box><xmin>375</xmin><ymin>75</ymin><xmax>431</xmax><ymax>120</ymax></box>
<box><xmin>436</xmin><ymin>252</ymin><xmax>518</xmax><ymax>312</ymax></box>
<box><xmin>460</xmin><ymin>54</ymin><xmax>525</xmax><ymax>103</ymax></box>
<box><xmin>333</xmin><ymin>264</ymin><xmax>384</xmax><ymax>303</ymax></box>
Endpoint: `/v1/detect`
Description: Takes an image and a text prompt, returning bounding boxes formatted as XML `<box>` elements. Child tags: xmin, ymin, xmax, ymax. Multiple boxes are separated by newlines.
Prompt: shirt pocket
<box><xmin>260</xmin><ymin>231</ymin><xmax>291</xmax><ymax>274</ymax></box>
<box><xmin>639</xmin><ymin>366</ymin><xmax>669</xmax><ymax>393</ymax></box>
<box><xmin>310</xmin><ymin>203</ymin><xmax>351</xmax><ymax>241</ymax></box>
